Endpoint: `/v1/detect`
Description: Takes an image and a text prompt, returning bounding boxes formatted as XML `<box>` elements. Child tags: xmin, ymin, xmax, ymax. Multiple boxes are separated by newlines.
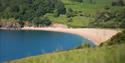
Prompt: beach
<box><xmin>22</xmin><ymin>27</ymin><xmax>119</xmax><ymax>45</ymax></box>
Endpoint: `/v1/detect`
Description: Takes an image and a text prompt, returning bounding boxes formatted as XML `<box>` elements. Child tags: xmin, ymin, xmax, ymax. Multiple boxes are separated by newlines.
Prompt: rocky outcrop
<box><xmin>0</xmin><ymin>19</ymin><xmax>22</xmax><ymax>30</ymax></box>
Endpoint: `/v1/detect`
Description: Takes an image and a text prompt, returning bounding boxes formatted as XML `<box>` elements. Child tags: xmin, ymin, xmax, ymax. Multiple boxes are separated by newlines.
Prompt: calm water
<box><xmin>0</xmin><ymin>30</ymin><xmax>94</xmax><ymax>62</ymax></box>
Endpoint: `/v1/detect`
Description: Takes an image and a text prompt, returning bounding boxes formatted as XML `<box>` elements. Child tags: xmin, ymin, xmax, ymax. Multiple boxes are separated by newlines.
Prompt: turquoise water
<box><xmin>0</xmin><ymin>30</ymin><xmax>94</xmax><ymax>62</ymax></box>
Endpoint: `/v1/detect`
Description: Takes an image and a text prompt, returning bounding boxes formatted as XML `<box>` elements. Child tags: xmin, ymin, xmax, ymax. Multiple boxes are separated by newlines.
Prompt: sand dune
<box><xmin>22</xmin><ymin>27</ymin><xmax>119</xmax><ymax>45</ymax></box>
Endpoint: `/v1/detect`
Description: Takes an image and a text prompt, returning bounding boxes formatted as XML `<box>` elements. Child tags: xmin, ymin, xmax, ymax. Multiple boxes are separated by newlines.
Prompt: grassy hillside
<box><xmin>8</xmin><ymin>43</ymin><xmax>125</xmax><ymax>63</ymax></box>
<box><xmin>45</xmin><ymin>14</ymin><xmax>93</xmax><ymax>28</ymax></box>
<box><xmin>45</xmin><ymin>0</ymin><xmax>125</xmax><ymax>28</ymax></box>
<box><xmin>8</xmin><ymin>29</ymin><xmax>125</xmax><ymax>63</ymax></box>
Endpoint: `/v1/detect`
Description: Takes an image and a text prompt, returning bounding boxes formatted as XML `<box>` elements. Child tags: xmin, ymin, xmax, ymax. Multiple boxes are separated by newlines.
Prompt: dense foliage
<box><xmin>0</xmin><ymin>17</ymin><xmax>52</xmax><ymax>29</ymax></box>
<box><xmin>89</xmin><ymin>8</ymin><xmax>125</xmax><ymax>28</ymax></box>
<box><xmin>110</xmin><ymin>30</ymin><xmax>125</xmax><ymax>44</ymax></box>
<box><xmin>70</xmin><ymin>0</ymin><xmax>83</xmax><ymax>2</ymax></box>
<box><xmin>100</xmin><ymin>30</ymin><xmax>125</xmax><ymax>46</ymax></box>
<box><xmin>32</xmin><ymin>17</ymin><xmax>51</xmax><ymax>27</ymax></box>
<box><xmin>112</xmin><ymin>0</ymin><xmax>125</xmax><ymax>6</ymax></box>
<box><xmin>0</xmin><ymin>0</ymin><xmax>66</xmax><ymax>21</ymax></box>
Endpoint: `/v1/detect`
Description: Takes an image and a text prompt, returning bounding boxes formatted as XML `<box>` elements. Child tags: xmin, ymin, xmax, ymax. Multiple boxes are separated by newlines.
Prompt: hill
<box><xmin>46</xmin><ymin>0</ymin><xmax>125</xmax><ymax>28</ymax></box>
<box><xmin>0</xmin><ymin>0</ymin><xmax>125</xmax><ymax>28</ymax></box>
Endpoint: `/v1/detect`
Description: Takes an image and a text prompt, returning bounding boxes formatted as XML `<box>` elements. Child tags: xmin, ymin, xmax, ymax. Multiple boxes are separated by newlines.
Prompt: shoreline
<box><xmin>21</xmin><ymin>27</ymin><xmax>119</xmax><ymax>45</ymax></box>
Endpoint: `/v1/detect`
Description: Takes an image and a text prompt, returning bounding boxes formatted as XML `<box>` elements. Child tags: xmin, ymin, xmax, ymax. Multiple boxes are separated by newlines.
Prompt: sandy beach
<box><xmin>22</xmin><ymin>27</ymin><xmax>119</xmax><ymax>45</ymax></box>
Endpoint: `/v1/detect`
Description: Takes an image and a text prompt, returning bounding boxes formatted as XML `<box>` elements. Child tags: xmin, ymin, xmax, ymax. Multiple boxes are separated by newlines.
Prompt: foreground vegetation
<box><xmin>8</xmin><ymin>30</ymin><xmax>125</xmax><ymax>63</ymax></box>
<box><xmin>8</xmin><ymin>43</ymin><xmax>125</xmax><ymax>63</ymax></box>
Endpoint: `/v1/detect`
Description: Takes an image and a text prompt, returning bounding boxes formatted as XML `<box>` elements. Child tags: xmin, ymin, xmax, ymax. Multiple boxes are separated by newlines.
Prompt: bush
<box><xmin>104</xmin><ymin>6</ymin><xmax>110</xmax><ymax>10</ymax></box>
<box><xmin>110</xmin><ymin>30</ymin><xmax>125</xmax><ymax>44</ymax></box>
<box><xmin>66</xmin><ymin>8</ymin><xmax>74</xmax><ymax>18</ymax></box>
<box><xmin>32</xmin><ymin>17</ymin><xmax>52</xmax><ymax>27</ymax></box>
<box><xmin>76</xmin><ymin>43</ymin><xmax>91</xmax><ymax>49</ymax></box>
<box><xmin>89</xmin><ymin>8</ymin><xmax>125</xmax><ymax>28</ymax></box>
<box><xmin>100</xmin><ymin>30</ymin><xmax>125</xmax><ymax>46</ymax></box>
<box><xmin>53</xmin><ymin>9</ymin><xmax>60</xmax><ymax>17</ymax></box>
<box><xmin>71</xmin><ymin>0</ymin><xmax>83</xmax><ymax>2</ymax></box>
<box><xmin>66</xmin><ymin>8</ymin><xmax>79</xmax><ymax>18</ymax></box>
<box><xmin>112</xmin><ymin>0</ymin><xmax>125</xmax><ymax>6</ymax></box>
<box><xmin>67</xmin><ymin>17</ymin><xmax>73</xmax><ymax>22</ymax></box>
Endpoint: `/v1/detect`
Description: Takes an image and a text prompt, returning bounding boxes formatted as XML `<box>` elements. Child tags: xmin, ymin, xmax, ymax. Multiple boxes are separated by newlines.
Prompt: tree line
<box><xmin>0</xmin><ymin>0</ymin><xmax>66</xmax><ymax>28</ymax></box>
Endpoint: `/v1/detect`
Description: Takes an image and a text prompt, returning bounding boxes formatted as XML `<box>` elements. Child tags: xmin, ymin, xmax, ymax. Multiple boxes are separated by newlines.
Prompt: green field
<box><xmin>45</xmin><ymin>0</ymin><xmax>125</xmax><ymax>28</ymax></box>
<box><xmin>8</xmin><ymin>43</ymin><xmax>125</xmax><ymax>63</ymax></box>
<box><xmin>45</xmin><ymin>14</ymin><xmax>93</xmax><ymax>28</ymax></box>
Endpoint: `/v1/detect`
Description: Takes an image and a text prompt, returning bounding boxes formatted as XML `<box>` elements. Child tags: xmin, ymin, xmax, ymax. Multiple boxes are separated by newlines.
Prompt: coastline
<box><xmin>21</xmin><ymin>27</ymin><xmax>119</xmax><ymax>45</ymax></box>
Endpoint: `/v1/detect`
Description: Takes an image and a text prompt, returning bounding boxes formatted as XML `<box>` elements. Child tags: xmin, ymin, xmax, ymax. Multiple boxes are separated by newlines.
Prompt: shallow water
<box><xmin>0</xmin><ymin>30</ymin><xmax>94</xmax><ymax>62</ymax></box>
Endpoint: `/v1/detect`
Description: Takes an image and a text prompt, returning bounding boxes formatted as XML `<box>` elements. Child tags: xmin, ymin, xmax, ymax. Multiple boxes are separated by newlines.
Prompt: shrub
<box><xmin>112</xmin><ymin>0</ymin><xmax>125</xmax><ymax>6</ymax></box>
<box><xmin>104</xmin><ymin>6</ymin><xmax>110</xmax><ymax>10</ymax></box>
<box><xmin>66</xmin><ymin>8</ymin><xmax>74</xmax><ymax>18</ymax></box>
<box><xmin>53</xmin><ymin>9</ymin><xmax>60</xmax><ymax>17</ymax></box>
<box><xmin>100</xmin><ymin>30</ymin><xmax>125</xmax><ymax>46</ymax></box>
<box><xmin>110</xmin><ymin>30</ymin><xmax>125</xmax><ymax>44</ymax></box>
<box><xmin>32</xmin><ymin>17</ymin><xmax>52</xmax><ymax>27</ymax></box>
<box><xmin>89</xmin><ymin>8</ymin><xmax>125</xmax><ymax>28</ymax></box>
<box><xmin>76</xmin><ymin>43</ymin><xmax>91</xmax><ymax>49</ymax></box>
<box><xmin>71</xmin><ymin>0</ymin><xmax>83</xmax><ymax>2</ymax></box>
<box><xmin>67</xmin><ymin>17</ymin><xmax>73</xmax><ymax>22</ymax></box>
<box><xmin>66</xmin><ymin>8</ymin><xmax>80</xmax><ymax>18</ymax></box>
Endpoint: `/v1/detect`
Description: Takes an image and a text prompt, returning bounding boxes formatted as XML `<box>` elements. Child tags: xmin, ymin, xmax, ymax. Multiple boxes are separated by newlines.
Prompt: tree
<box><xmin>66</xmin><ymin>8</ymin><xmax>74</xmax><ymax>18</ymax></box>
<box><xmin>0</xmin><ymin>0</ymin><xmax>66</xmax><ymax>21</ymax></box>
<box><xmin>89</xmin><ymin>0</ymin><xmax>94</xmax><ymax>4</ymax></box>
<box><xmin>32</xmin><ymin>17</ymin><xmax>52</xmax><ymax>27</ymax></box>
<box><xmin>2</xmin><ymin>7</ymin><xmax>13</xmax><ymax>19</ymax></box>
<box><xmin>71</xmin><ymin>0</ymin><xmax>83</xmax><ymax>2</ymax></box>
<box><xmin>53</xmin><ymin>9</ymin><xmax>60</xmax><ymax>17</ymax></box>
<box><xmin>67</xmin><ymin>17</ymin><xmax>73</xmax><ymax>22</ymax></box>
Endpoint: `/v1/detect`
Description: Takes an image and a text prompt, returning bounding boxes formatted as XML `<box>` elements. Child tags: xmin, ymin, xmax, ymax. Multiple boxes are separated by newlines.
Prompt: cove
<box><xmin>0</xmin><ymin>30</ymin><xmax>95</xmax><ymax>62</ymax></box>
